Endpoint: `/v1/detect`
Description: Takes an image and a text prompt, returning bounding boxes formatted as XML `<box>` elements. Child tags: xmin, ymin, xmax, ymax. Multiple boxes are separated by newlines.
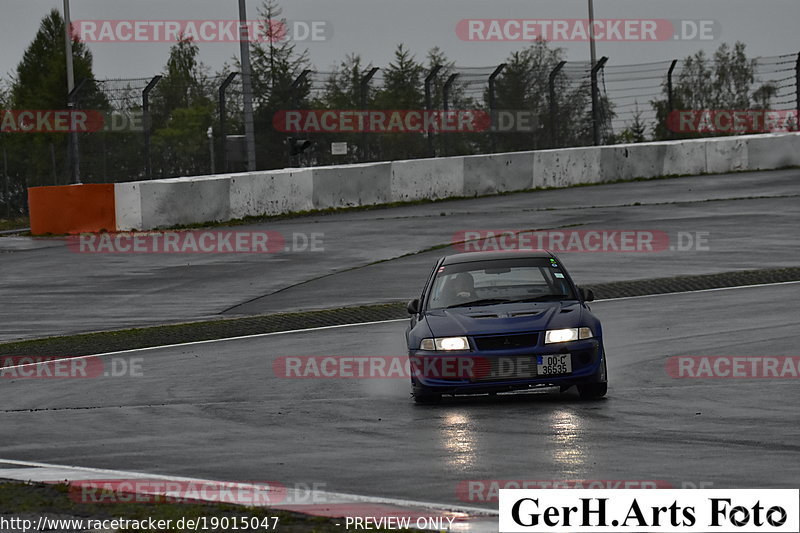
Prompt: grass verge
<box><xmin>0</xmin><ymin>480</ymin><xmax>387</xmax><ymax>532</ymax></box>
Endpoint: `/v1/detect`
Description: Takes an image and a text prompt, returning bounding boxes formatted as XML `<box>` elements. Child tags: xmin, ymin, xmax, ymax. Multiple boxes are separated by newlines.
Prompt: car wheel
<box><xmin>577</xmin><ymin>382</ymin><xmax>607</xmax><ymax>399</ymax></box>
<box><xmin>413</xmin><ymin>393</ymin><xmax>443</xmax><ymax>404</ymax></box>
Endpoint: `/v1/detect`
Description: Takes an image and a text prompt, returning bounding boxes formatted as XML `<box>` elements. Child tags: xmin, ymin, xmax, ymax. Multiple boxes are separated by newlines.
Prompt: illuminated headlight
<box><xmin>544</xmin><ymin>327</ymin><xmax>593</xmax><ymax>344</ymax></box>
<box><xmin>419</xmin><ymin>337</ymin><xmax>470</xmax><ymax>351</ymax></box>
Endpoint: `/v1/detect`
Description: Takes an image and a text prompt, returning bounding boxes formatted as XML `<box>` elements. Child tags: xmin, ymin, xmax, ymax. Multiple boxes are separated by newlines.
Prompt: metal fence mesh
<box><xmin>1</xmin><ymin>52</ymin><xmax>798</xmax><ymax>217</ymax></box>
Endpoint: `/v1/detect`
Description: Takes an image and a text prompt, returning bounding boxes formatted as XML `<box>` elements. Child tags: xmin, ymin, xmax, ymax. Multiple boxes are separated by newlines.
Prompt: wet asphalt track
<box><xmin>1</xmin><ymin>169</ymin><xmax>799</xmax><ymax>519</ymax></box>
<box><xmin>1</xmin><ymin>283</ymin><xmax>799</xmax><ymax>509</ymax></box>
<box><xmin>1</xmin><ymin>169</ymin><xmax>799</xmax><ymax>341</ymax></box>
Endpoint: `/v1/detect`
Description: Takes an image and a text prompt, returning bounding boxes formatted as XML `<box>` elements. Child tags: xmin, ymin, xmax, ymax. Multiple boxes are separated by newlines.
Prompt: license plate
<box><xmin>537</xmin><ymin>354</ymin><xmax>572</xmax><ymax>376</ymax></box>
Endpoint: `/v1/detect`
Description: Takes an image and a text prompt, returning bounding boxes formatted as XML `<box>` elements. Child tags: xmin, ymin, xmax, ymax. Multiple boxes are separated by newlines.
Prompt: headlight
<box><xmin>544</xmin><ymin>327</ymin><xmax>593</xmax><ymax>344</ymax></box>
<box><xmin>419</xmin><ymin>337</ymin><xmax>470</xmax><ymax>351</ymax></box>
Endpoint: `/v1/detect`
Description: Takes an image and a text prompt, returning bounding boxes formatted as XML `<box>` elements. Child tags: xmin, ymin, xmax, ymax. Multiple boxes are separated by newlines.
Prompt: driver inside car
<box><xmin>443</xmin><ymin>272</ymin><xmax>475</xmax><ymax>304</ymax></box>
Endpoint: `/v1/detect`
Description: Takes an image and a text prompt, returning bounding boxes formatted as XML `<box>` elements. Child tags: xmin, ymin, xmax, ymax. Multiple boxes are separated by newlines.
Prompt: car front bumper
<box><xmin>408</xmin><ymin>339</ymin><xmax>605</xmax><ymax>394</ymax></box>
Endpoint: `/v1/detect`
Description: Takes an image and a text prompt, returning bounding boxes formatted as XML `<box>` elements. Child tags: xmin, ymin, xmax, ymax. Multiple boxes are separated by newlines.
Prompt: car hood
<box><xmin>423</xmin><ymin>302</ymin><xmax>583</xmax><ymax>337</ymax></box>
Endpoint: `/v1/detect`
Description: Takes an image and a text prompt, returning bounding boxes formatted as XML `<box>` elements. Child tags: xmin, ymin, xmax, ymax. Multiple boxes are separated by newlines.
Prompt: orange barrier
<box><xmin>28</xmin><ymin>184</ymin><xmax>116</xmax><ymax>235</ymax></box>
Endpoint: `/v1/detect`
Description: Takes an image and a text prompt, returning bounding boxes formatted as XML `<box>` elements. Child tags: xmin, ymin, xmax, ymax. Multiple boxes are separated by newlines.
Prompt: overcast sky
<box><xmin>2</xmin><ymin>0</ymin><xmax>799</xmax><ymax>84</ymax></box>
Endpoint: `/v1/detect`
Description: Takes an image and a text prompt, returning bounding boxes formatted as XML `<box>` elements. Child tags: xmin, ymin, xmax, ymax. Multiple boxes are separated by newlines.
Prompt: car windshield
<box><xmin>427</xmin><ymin>258</ymin><xmax>575</xmax><ymax>309</ymax></box>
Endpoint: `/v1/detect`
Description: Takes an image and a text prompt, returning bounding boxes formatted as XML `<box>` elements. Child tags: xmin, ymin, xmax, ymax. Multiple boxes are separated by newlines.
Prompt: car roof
<box><xmin>441</xmin><ymin>251</ymin><xmax>555</xmax><ymax>265</ymax></box>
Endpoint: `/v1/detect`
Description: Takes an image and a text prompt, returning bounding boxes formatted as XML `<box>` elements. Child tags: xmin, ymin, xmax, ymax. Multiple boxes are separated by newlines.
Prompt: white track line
<box><xmin>3</xmin><ymin>280</ymin><xmax>799</xmax><ymax>374</ymax></box>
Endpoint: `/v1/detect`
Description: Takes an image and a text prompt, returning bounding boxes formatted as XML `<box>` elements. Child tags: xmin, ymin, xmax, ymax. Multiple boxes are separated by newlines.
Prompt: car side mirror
<box><xmin>579</xmin><ymin>287</ymin><xmax>595</xmax><ymax>302</ymax></box>
<box><xmin>407</xmin><ymin>298</ymin><xmax>420</xmax><ymax>315</ymax></box>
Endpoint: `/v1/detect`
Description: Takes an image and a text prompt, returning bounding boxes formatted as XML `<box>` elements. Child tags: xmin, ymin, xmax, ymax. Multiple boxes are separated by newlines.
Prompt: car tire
<box><xmin>412</xmin><ymin>384</ymin><xmax>443</xmax><ymax>404</ymax></box>
<box><xmin>413</xmin><ymin>393</ymin><xmax>443</xmax><ymax>404</ymax></box>
<box><xmin>577</xmin><ymin>382</ymin><xmax>607</xmax><ymax>399</ymax></box>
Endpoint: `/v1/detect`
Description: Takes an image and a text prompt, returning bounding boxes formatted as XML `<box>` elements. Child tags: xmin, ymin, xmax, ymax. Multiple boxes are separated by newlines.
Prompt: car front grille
<box><xmin>472</xmin><ymin>356</ymin><xmax>538</xmax><ymax>381</ymax></box>
<box><xmin>473</xmin><ymin>332</ymin><xmax>540</xmax><ymax>351</ymax></box>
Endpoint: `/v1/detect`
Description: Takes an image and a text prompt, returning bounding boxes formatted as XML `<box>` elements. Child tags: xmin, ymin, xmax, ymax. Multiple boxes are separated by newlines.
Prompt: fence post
<box><xmin>3</xmin><ymin>147</ymin><xmax>8</xmax><ymax>218</ymax></box>
<box><xmin>442</xmin><ymin>73</ymin><xmax>459</xmax><ymax>157</ymax></box>
<box><xmin>219</xmin><ymin>72</ymin><xmax>239</xmax><ymax>172</ymax></box>
<box><xmin>360</xmin><ymin>67</ymin><xmax>380</xmax><ymax>162</ymax></box>
<box><xmin>548</xmin><ymin>61</ymin><xmax>566</xmax><ymax>148</ymax></box>
<box><xmin>67</xmin><ymin>78</ymin><xmax>87</xmax><ymax>184</ymax></box>
<box><xmin>488</xmin><ymin>63</ymin><xmax>506</xmax><ymax>153</ymax></box>
<box><xmin>424</xmin><ymin>65</ymin><xmax>443</xmax><ymax>157</ymax></box>
<box><xmin>142</xmin><ymin>75</ymin><xmax>162</xmax><ymax>180</ymax></box>
<box><xmin>591</xmin><ymin>56</ymin><xmax>608</xmax><ymax>146</ymax></box>
<box><xmin>795</xmin><ymin>52</ymin><xmax>800</xmax><ymax>129</ymax></box>
<box><xmin>288</xmin><ymin>70</ymin><xmax>313</xmax><ymax>166</ymax></box>
<box><xmin>667</xmin><ymin>59</ymin><xmax>678</xmax><ymax>139</ymax></box>
<box><xmin>291</xmin><ymin>70</ymin><xmax>312</xmax><ymax>108</ymax></box>
<box><xmin>50</xmin><ymin>144</ymin><xmax>57</xmax><ymax>184</ymax></box>
<box><xmin>237</xmin><ymin>0</ymin><xmax>257</xmax><ymax>172</ymax></box>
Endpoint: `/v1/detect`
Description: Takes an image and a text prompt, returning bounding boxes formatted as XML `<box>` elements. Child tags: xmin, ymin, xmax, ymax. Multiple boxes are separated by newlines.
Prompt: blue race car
<box><xmin>405</xmin><ymin>251</ymin><xmax>607</xmax><ymax>403</ymax></box>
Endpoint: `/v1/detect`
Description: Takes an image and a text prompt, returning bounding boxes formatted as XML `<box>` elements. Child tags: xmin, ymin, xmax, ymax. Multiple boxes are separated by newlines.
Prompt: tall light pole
<box><xmin>238</xmin><ymin>0</ymin><xmax>257</xmax><ymax>171</ymax></box>
<box><xmin>588</xmin><ymin>0</ymin><xmax>602</xmax><ymax>146</ymax></box>
<box><xmin>64</xmin><ymin>0</ymin><xmax>80</xmax><ymax>184</ymax></box>
<box><xmin>63</xmin><ymin>0</ymin><xmax>75</xmax><ymax>95</ymax></box>
<box><xmin>588</xmin><ymin>0</ymin><xmax>597</xmax><ymax>68</ymax></box>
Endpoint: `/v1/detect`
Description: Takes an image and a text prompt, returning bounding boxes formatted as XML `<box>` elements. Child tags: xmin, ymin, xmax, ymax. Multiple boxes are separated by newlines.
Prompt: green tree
<box><xmin>652</xmin><ymin>41</ymin><xmax>757</xmax><ymax>140</ymax></box>
<box><xmin>610</xmin><ymin>103</ymin><xmax>648</xmax><ymax>144</ymax></box>
<box><xmin>488</xmin><ymin>41</ymin><xmax>594</xmax><ymax>151</ymax></box>
<box><xmin>306</xmin><ymin>54</ymin><xmax>372</xmax><ymax>164</ymax></box>
<box><xmin>152</xmin><ymin>38</ymin><xmax>212</xmax><ymax>117</ymax></box>
<box><xmin>150</xmin><ymin>37</ymin><xmax>214</xmax><ymax>177</ymax></box>
<box><xmin>7</xmin><ymin>9</ymin><xmax>105</xmax><ymax>187</ymax></box>
<box><xmin>371</xmin><ymin>44</ymin><xmax>426</xmax><ymax>160</ymax></box>
<box><xmin>322</xmin><ymin>54</ymin><xmax>368</xmax><ymax>109</ymax></box>
<box><xmin>709</xmin><ymin>42</ymin><xmax>754</xmax><ymax>110</ymax></box>
<box><xmin>752</xmin><ymin>83</ymin><xmax>778</xmax><ymax>110</ymax></box>
<box><xmin>249</xmin><ymin>0</ymin><xmax>312</xmax><ymax>169</ymax></box>
<box><xmin>374</xmin><ymin>44</ymin><xmax>424</xmax><ymax>109</ymax></box>
<box><xmin>423</xmin><ymin>47</ymin><xmax>476</xmax><ymax>157</ymax></box>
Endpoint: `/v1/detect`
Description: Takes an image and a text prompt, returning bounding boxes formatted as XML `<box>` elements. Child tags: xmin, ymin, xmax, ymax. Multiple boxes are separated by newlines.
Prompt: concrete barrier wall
<box><xmin>313</xmin><ymin>163</ymin><xmax>391</xmax><ymax>209</ymax></box>
<box><xmin>390</xmin><ymin>157</ymin><xmax>464</xmax><ymax>202</ymax></box>
<box><xmin>661</xmin><ymin>140</ymin><xmax>707</xmax><ymax>177</ymax></box>
<box><xmin>745</xmin><ymin>134</ymin><xmax>800</xmax><ymax>170</ymax></box>
<box><xmin>534</xmin><ymin>146</ymin><xmax>603</xmax><ymax>188</ymax></box>
<box><xmin>706</xmin><ymin>137</ymin><xmax>748</xmax><ymax>174</ymax></box>
<box><xmin>463</xmin><ymin>151</ymin><xmax>535</xmax><ymax>196</ymax></box>
<box><xmin>230</xmin><ymin>169</ymin><xmax>314</xmax><ymax>218</ymax></box>
<box><xmin>114</xmin><ymin>182</ymin><xmax>142</xmax><ymax>231</ymax></box>
<box><xmin>28</xmin><ymin>132</ymin><xmax>800</xmax><ymax>234</ymax></box>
